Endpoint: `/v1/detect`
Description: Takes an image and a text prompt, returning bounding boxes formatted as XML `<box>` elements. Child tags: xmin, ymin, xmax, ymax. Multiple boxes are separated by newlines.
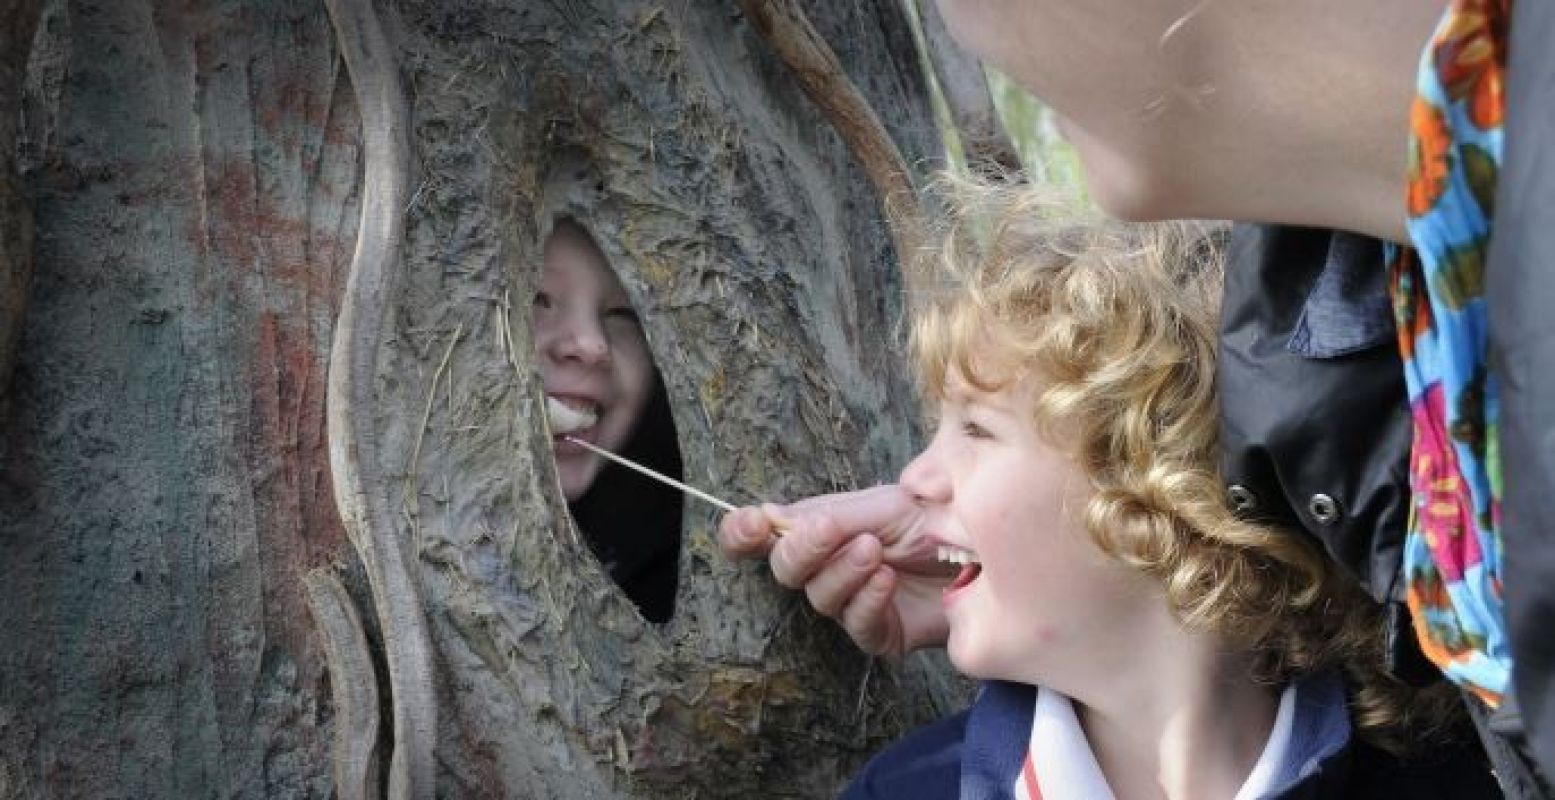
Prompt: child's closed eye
<box><xmin>961</xmin><ymin>420</ymin><xmax>993</xmax><ymax>440</ymax></box>
<box><xmin>533</xmin><ymin>291</ymin><xmax>553</xmax><ymax>310</ymax></box>
<box><xmin>605</xmin><ymin>306</ymin><xmax>640</xmax><ymax>325</ymax></box>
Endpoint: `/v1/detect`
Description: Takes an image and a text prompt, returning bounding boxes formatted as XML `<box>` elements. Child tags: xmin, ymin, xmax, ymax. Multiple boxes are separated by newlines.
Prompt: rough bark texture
<box><xmin>735</xmin><ymin>0</ymin><xmax>924</xmax><ymax>282</ymax></box>
<box><xmin>0</xmin><ymin>0</ymin><xmax>43</xmax><ymax>427</ymax></box>
<box><xmin>0</xmin><ymin>1</ymin><xmax>967</xmax><ymax>797</ymax></box>
<box><xmin>3</xmin><ymin>1</ymin><xmax>359</xmax><ymax>796</ymax></box>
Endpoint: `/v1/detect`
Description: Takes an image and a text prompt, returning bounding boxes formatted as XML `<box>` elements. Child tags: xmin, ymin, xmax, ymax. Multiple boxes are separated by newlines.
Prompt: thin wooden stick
<box><xmin>563</xmin><ymin>437</ymin><xmax>788</xmax><ymax>538</ymax></box>
<box><xmin>564</xmin><ymin>435</ymin><xmax>737</xmax><ymax>513</ymax></box>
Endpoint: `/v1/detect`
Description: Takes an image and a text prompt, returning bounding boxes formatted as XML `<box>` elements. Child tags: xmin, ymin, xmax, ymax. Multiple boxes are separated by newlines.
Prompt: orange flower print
<box><xmin>1387</xmin><ymin>251</ymin><xmax>1434</xmax><ymax>363</ymax></box>
<box><xmin>1434</xmin><ymin>0</ymin><xmax>1508</xmax><ymax>130</ymax></box>
<box><xmin>1407</xmin><ymin>100</ymin><xmax>1453</xmax><ymax>218</ymax></box>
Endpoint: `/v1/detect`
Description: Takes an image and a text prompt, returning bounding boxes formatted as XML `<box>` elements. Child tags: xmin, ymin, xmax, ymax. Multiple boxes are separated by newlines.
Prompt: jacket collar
<box><xmin>957</xmin><ymin>672</ymin><xmax>1353</xmax><ymax>800</ymax></box>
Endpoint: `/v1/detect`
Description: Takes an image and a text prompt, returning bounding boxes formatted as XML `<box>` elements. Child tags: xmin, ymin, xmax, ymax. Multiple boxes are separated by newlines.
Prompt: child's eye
<box><xmin>605</xmin><ymin>306</ymin><xmax>640</xmax><ymax>325</ymax></box>
<box><xmin>961</xmin><ymin>421</ymin><xmax>993</xmax><ymax>440</ymax></box>
<box><xmin>533</xmin><ymin>291</ymin><xmax>553</xmax><ymax>310</ymax></box>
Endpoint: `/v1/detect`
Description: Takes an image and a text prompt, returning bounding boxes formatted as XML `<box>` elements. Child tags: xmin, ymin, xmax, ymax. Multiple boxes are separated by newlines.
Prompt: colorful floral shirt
<box><xmin>1390</xmin><ymin>0</ymin><xmax>1511</xmax><ymax>705</ymax></box>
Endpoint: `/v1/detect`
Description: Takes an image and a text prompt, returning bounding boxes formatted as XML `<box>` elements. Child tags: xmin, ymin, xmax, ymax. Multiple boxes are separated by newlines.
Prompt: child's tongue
<box><xmin>947</xmin><ymin>563</ymin><xmax>982</xmax><ymax>592</ymax></box>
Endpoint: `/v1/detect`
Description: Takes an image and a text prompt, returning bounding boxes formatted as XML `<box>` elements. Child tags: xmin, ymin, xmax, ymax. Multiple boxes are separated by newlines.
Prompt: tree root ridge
<box><xmin>305</xmin><ymin>568</ymin><xmax>384</xmax><ymax>800</ymax></box>
<box><xmin>736</xmin><ymin>0</ymin><xmax>928</xmax><ymax>291</ymax></box>
<box><xmin>322</xmin><ymin>0</ymin><xmax>437</xmax><ymax>797</ymax></box>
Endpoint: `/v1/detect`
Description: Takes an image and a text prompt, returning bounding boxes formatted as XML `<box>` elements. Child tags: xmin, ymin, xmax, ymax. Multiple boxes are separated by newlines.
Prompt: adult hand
<box><xmin>717</xmin><ymin>484</ymin><xmax>951</xmax><ymax>656</ymax></box>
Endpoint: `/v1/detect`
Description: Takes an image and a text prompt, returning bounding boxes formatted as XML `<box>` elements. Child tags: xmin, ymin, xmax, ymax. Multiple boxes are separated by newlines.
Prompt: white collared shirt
<box><xmin>1013</xmin><ymin>683</ymin><xmax>1297</xmax><ymax>800</ymax></box>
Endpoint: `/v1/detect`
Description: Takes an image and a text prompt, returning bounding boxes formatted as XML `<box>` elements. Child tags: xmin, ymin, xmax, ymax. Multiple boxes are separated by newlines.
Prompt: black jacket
<box><xmin>1218</xmin><ymin>224</ymin><xmax>1440</xmax><ymax>686</ymax></box>
<box><xmin>1490</xmin><ymin>0</ymin><xmax>1555</xmax><ymax>790</ymax></box>
<box><xmin>1218</xmin><ymin>225</ymin><xmax>1410</xmax><ymax>605</ymax></box>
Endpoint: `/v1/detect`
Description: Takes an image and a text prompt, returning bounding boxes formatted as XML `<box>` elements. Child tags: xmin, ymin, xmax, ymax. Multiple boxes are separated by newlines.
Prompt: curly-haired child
<box><xmin>723</xmin><ymin>181</ymin><xmax>1497</xmax><ymax>799</ymax></box>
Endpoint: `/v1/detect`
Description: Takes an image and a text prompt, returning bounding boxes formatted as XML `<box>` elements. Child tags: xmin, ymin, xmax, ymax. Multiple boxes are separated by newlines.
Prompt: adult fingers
<box><xmin>766</xmin><ymin>509</ymin><xmax>852</xmax><ymax>590</ymax></box>
<box><xmin>716</xmin><ymin>505</ymin><xmax>776</xmax><ymax>560</ymax></box>
<box><xmin>840</xmin><ymin>566</ymin><xmax>902</xmax><ymax>657</ymax></box>
<box><xmin>803</xmin><ymin>534</ymin><xmax>883</xmax><ymax>618</ymax></box>
<box><xmin>779</xmin><ymin>484</ymin><xmax>919</xmax><ymax>545</ymax></box>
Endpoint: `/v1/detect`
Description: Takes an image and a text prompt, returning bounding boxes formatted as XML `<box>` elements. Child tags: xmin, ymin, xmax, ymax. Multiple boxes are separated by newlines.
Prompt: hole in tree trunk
<box><xmin>531</xmin><ymin>216</ymin><xmax>684</xmax><ymax>624</ymax></box>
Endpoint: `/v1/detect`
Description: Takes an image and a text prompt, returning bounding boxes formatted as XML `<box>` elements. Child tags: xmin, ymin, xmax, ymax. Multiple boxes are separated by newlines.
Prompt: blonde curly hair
<box><xmin>908</xmin><ymin>177</ymin><xmax>1461</xmax><ymax>752</ymax></box>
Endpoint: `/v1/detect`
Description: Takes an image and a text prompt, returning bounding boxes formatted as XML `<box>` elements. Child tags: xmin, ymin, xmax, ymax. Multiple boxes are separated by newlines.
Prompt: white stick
<box><xmin>564</xmin><ymin>436</ymin><xmax>737</xmax><ymax>513</ymax></box>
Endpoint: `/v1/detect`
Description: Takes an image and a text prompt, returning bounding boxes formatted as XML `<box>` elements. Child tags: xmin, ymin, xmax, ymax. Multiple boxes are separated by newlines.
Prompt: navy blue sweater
<box><xmin>844</xmin><ymin>673</ymin><xmax>1500</xmax><ymax>800</ymax></box>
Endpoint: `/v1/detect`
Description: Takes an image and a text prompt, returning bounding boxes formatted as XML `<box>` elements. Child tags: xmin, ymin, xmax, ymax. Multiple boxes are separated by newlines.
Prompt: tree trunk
<box><xmin>0</xmin><ymin>1</ymin><xmax>968</xmax><ymax>798</ymax></box>
<box><xmin>910</xmin><ymin>0</ymin><xmax>1020</xmax><ymax>172</ymax></box>
<box><xmin>0</xmin><ymin>0</ymin><xmax>42</xmax><ymax>432</ymax></box>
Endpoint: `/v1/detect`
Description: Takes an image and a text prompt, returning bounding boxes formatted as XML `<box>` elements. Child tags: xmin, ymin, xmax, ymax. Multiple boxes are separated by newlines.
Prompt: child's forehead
<box><xmin>544</xmin><ymin>227</ymin><xmax>610</xmax><ymax>272</ymax></box>
<box><xmin>938</xmin><ymin>366</ymin><xmax>1034</xmax><ymax>409</ymax></box>
<box><xmin>541</xmin><ymin>228</ymin><xmax>628</xmax><ymax>294</ymax></box>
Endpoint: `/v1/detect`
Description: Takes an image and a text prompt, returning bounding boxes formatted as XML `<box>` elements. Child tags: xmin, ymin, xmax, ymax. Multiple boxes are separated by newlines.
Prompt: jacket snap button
<box><xmin>1227</xmin><ymin>484</ymin><xmax>1258</xmax><ymax>512</ymax></box>
<box><xmin>1309</xmin><ymin>493</ymin><xmax>1341</xmax><ymax>524</ymax></box>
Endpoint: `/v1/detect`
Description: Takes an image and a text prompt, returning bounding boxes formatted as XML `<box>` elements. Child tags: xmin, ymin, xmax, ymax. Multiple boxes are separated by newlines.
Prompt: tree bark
<box><xmin>911</xmin><ymin>0</ymin><xmax>1021</xmax><ymax>172</ymax></box>
<box><xmin>0</xmin><ymin>0</ymin><xmax>43</xmax><ymax>430</ymax></box>
<box><xmin>320</xmin><ymin>0</ymin><xmax>435</xmax><ymax>795</ymax></box>
<box><xmin>0</xmin><ymin>1</ymin><xmax>967</xmax><ymax>797</ymax></box>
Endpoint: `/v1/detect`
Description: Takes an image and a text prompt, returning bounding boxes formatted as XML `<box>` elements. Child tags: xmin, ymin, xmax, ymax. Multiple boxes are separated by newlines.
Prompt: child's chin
<box><xmin>559</xmin><ymin>468</ymin><xmax>595</xmax><ymax>502</ymax></box>
<box><xmin>944</xmin><ymin>636</ymin><xmax>991</xmax><ymax>680</ymax></box>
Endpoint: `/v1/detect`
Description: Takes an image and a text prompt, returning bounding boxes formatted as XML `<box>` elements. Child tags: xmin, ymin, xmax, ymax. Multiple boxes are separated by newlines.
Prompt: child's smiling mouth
<box><xmin>545</xmin><ymin>394</ymin><xmax>601</xmax><ymax>434</ymax></box>
<box><xmin>938</xmin><ymin>544</ymin><xmax>983</xmax><ymax>592</ymax></box>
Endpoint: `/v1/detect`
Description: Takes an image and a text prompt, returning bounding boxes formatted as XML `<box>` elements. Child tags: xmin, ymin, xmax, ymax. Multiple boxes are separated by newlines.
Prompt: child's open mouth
<box><xmin>938</xmin><ymin>544</ymin><xmax>982</xmax><ymax>592</ymax></box>
<box><xmin>545</xmin><ymin>395</ymin><xmax>600</xmax><ymax>435</ymax></box>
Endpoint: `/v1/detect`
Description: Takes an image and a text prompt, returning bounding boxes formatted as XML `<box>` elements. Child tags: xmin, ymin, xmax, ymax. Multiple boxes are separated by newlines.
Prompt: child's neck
<box><xmin>1067</xmin><ymin>636</ymin><xmax>1279</xmax><ymax>800</ymax></box>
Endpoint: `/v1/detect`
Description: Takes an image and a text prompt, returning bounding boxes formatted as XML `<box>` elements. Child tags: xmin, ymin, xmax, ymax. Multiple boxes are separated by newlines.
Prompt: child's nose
<box><xmin>899</xmin><ymin>446</ymin><xmax>950</xmax><ymax>506</ymax></box>
<box><xmin>552</xmin><ymin>318</ymin><xmax>611</xmax><ymax>365</ymax></box>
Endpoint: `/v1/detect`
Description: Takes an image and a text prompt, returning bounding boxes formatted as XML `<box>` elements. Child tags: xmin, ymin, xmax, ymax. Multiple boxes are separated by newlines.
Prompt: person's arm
<box><xmin>717</xmin><ymin>484</ymin><xmax>951</xmax><ymax>656</ymax></box>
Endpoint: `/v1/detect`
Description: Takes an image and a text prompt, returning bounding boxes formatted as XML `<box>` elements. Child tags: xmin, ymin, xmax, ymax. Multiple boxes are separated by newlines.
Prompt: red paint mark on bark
<box><xmin>171</xmin><ymin>148</ymin><xmax>356</xmax><ymax>654</ymax></box>
<box><xmin>245</xmin><ymin>303</ymin><xmax>347</xmax><ymax>657</ymax></box>
<box><xmin>189</xmin><ymin>155</ymin><xmax>349</xmax><ymax>304</ymax></box>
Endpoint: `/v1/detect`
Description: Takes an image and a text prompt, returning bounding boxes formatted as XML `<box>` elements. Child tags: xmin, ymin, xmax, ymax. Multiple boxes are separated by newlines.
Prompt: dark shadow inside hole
<box><xmin>532</xmin><ymin>217</ymin><xmax>684</xmax><ymax>623</ymax></box>
<box><xmin>568</xmin><ymin>380</ymin><xmax>683</xmax><ymax>623</ymax></box>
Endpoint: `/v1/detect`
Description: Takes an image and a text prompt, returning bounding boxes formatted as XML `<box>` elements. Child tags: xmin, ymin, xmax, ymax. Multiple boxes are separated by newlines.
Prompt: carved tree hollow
<box><xmin>529</xmin><ymin>210</ymin><xmax>685</xmax><ymax>625</ymax></box>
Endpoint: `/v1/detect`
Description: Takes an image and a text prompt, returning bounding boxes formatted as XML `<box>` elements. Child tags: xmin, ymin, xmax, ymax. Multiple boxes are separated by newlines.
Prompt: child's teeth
<box><xmin>939</xmin><ymin>546</ymin><xmax>968</xmax><ymax>564</ymax></box>
<box><xmin>937</xmin><ymin>545</ymin><xmax>980</xmax><ymax>566</ymax></box>
<box><xmin>545</xmin><ymin>396</ymin><xmax>599</xmax><ymax>434</ymax></box>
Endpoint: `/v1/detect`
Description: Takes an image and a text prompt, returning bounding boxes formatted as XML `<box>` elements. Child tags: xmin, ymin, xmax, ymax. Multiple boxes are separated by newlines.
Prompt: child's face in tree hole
<box><xmin>531</xmin><ymin>221</ymin><xmax>655</xmax><ymax>502</ymax></box>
